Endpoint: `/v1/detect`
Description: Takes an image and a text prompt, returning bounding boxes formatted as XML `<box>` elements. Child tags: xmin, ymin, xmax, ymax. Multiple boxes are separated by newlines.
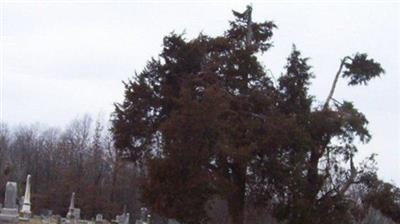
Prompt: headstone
<box><xmin>116</xmin><ymin>214</ymin><xmax>123</xmax><ymax>224</ymax></box>
<box><xmin>116</xmin><ymin>212</ymin><xmax>129</xmax><ymax>224</ymax></box>
<box><xmin>73</xmin><ymin>208</ymin><xmax>81</xmax><ymax>221</ymax></box>
<box><xmin>3</xmin><ymin>182</ymin><xmax>17</xmax><ymax>209</ymax></box>
<box><xmin>95</xmin><ymin>214</ymin><xmax>103</xmax><ymax>223</ymax></box>
<box><xmin>122</xmin><ymin>213</ymin><xmax>129</xmax><ymax>224</ymax></box>
<box><xmin>66</xmin><ymin>192</ymin><xmax>75</xmax><ymax>219</ymax></box>
<box><xmin>20</xmin><ymin>174</ymin><xmax>32</xmax><ymax>221</ymax></box>
<box><xmin>0</xmin><ymin>182</ymin><xmax>19</xmax><ymax>223</ymax></box>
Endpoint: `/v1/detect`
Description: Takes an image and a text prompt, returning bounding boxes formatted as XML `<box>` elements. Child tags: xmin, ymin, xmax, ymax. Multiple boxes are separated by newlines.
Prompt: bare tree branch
<box><xmin>338</xmin><ymin>154</ymin><xmax>357</xmax><ymax>196</ymax></box>
<box><xmin>324</xmin><ymin>56</ymin><xmax>351</xmax><ymax>109</ymax></box>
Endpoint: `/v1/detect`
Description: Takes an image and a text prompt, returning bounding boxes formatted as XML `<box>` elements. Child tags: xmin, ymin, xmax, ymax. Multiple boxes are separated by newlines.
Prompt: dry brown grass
<box><xmin>18</xmin><ymin>216</ymin><xmax>41</xmax><ymax>224</ymax></box>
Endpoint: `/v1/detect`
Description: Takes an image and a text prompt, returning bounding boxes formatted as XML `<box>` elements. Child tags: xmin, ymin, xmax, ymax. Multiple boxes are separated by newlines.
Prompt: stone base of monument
<box><xmin>0</xmin><ymin>208</ymin><xmax>19</xmax><ymax>223</ymax></box>
<box><xmin>18</xmin><ymin>212</ymin><xmax>31</xmax><ymax>221</ymax></box>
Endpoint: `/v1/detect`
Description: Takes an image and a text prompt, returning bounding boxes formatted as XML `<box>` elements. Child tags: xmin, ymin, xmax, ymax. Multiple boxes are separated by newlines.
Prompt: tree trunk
<box><xmin>307</xmin><ymin>149</ymin><xmax>321</xmax><ymax>201</ymax></box>
<box><xmin>227</xmin><ymin>162</ymin><xmax>246</xmax><ymax>224</ymax></box>
<box><xmin>110</xmin><ymin>160</ymin><xmax>120</xmax><ymax>203</ymax></box>
<box><xmin>324</xmin><ymin>57</ymin><xmax>351</xmax><ymax>109</ymax></box>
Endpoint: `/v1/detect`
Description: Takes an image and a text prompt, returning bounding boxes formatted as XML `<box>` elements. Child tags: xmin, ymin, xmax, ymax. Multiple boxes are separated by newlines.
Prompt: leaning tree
<box><xmin>112</xmin><ymin>6</ymin><xmax>384</xmax><ymax>224</ymax></box>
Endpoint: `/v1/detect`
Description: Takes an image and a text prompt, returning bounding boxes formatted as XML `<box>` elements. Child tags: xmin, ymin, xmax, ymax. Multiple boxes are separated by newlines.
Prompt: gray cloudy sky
<box><xmin>1</xmin><ymin>1</ymin><xmax>399</xmax><ymax>184</ymax></box>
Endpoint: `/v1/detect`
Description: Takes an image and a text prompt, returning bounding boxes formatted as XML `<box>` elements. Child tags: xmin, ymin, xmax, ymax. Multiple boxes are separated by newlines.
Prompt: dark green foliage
<box><xmin>336</xmin><ymin>101</ymin><xmax>371</xmax><ymax>144</ymax></box>
<box><xmin>343</xmin><ymin>53</ymin><xmax>385</xmax><ymax>85</ymax></box>
<box><xmin>278</xmin><ymin>45</ymin><xmax>313</xmax><ymax>115</ymax></box>
<box><xmin>230</xmin><ymin>6</ymin><xmax>276</xmax><ymax>52</ymax></box>
<box><xmin>112</xmin><ymin>7</ymin><xmax>278</xmax><ymax>224</ymax></box>
<box><xmin>112</xmin><ymin>6</ymin><xmax>386</xmax><ymax>224</ymax></box>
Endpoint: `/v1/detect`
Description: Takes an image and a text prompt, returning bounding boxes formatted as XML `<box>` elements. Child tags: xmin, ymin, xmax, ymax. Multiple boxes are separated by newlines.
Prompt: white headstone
<box><xmin>123</xmin><ymin>213</ymin><xmax>129</xmax><ymax>224</ymax></box>
<box><xmin>4</xmin><ymin>182</ymin><xmax>17</xmax><ymax>209</ymax></box>
<box><xmin>117</xmin><ymin>214</ymin><xmax>124</xmax><ymax>224</ymax></box>
<box><xmin>116</xmin><ymin>212</ymin><xmax>130</xmax><ymax>224</ymax></box>
<box><xmin>0</xmin><ymin>182</ymin><xmax>19</xmax><ymax>223</ymax></box>
<box><xmin>95</xmin><ymin>214</ymin><xmax>103</xmax><ymax>222</ymax></box>
<box><xmin>73</xmin><ymin>208</ymin><xmax>80</xmax><ymax>221</ymax></box>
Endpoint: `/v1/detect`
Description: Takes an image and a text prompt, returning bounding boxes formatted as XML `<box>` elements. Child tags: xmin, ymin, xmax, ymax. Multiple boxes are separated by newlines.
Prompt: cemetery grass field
<box><xmin>18</xmin><ymin>217</ymin><xmax>40</xmax><ymax>224</ymax></box>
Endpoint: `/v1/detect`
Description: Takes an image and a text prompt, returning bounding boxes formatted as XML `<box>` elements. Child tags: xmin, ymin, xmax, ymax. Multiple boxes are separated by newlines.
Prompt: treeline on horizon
<box><xmin>0</xmin><ymin>115</ymin><xmax>143</xmax><ymax>220</ymax></box>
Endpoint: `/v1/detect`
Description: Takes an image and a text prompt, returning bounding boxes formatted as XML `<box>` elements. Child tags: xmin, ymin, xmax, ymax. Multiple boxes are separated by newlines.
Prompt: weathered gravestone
<box><xmin>114</xmin><ymin>206</ymin><xmax>130</xmax><ymax>224</ymax></box>
<box><xmin>122</xmin><ymin>213</ymin><xmax>129</xmax><ymax>224</ymax></box>
<box><xmin>116</xmin><ymin>215</ymin><xmax>123</xmax><ymax>224</ymax></box>
<box><xmin>116</xmin><ymin>213</ymin><xmax>129</xmax><ymax>224</ymax></box>
<box><xmin>95</xmin><ymin>214</ymin><xmax>103</xmax><ymax>223</ymax></box>
<box><xmin>0</xmin><ymin>182</ymin><xmax>19</xmax><ymax>223</ymax></box>
<box><xmin>73</xmin><ymin>208</ymin><xmax>80</xmax><ymax>221</ymax></box>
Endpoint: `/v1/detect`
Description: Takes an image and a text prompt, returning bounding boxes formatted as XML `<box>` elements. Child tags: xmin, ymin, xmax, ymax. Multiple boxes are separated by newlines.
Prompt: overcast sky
<box><xmin>1</xmin><ymin>1</ymin><xmax>399</xmax><ymax>184</ymax></box>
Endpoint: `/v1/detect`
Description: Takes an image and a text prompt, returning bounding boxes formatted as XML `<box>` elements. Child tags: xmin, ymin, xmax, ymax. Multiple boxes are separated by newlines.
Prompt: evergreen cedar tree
<box><xmin>111</xmin><ymin>6</ymin><xmax>388</xmax><ymax>224</ymax></box>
